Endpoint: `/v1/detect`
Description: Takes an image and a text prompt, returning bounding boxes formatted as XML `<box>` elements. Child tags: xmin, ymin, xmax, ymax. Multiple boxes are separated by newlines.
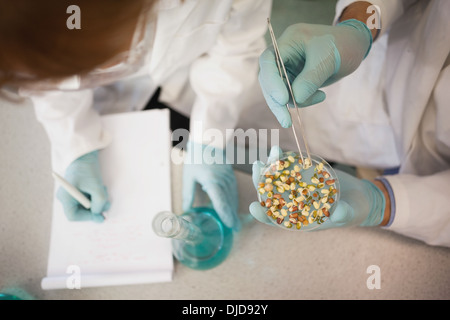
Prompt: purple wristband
<box><xmin>375</xmin><ymin>177</ymin><xmax>396</xmax><ymax>227</ymax></box>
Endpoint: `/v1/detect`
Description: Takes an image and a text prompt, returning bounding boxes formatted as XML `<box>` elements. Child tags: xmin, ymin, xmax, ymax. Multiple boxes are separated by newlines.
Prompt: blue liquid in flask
<box><xmin>152</xmin><ymin>207</ymin><xmax>233</xmax><ymax>270</ymax></box>
<box><xmin>0</xmin><ymin>293</ymin><xmax>21</xmax><ymax>300</ymax></box>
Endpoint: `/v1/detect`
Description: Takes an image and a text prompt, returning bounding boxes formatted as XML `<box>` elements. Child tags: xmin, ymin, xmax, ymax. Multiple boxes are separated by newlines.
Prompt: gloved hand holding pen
<box><xmin>249</xmin><ymin>146</ymin><xmax>390</xmax><ymax>230</ymax></box>
<box><xmin>56</xmin><ymin>150</ymin><xmax>110</xmax><ymax>222</ymax></box>
<box><xmin>258</xmin><ymin>19</ymin><xmax>373</xmax><ymax>128</ymax></box>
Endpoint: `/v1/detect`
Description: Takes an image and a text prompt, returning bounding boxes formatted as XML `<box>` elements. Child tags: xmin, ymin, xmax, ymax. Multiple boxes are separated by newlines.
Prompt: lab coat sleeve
<box><xmin>382</xmin><ymin>170</ymin><xmax>450</xmax><ymax>247</ymax></box>
<box><xmin>27</xmin><ymin>90</ymin><xmax>111</xmax><ymax>174</ymax></box>
<box><xmin>382</xmin><ymin>54</ymin><xmax>450</xmax><ymax>247</ymax></box>
<box><xmin>188</xmin><ymin>0</ymin><xmax>272</xmax><ymax>149</ymax></box>
<box><xmin>334</xmin><ymin>0</ymin><xmax>417</xmax><ymax>37</ymax></box>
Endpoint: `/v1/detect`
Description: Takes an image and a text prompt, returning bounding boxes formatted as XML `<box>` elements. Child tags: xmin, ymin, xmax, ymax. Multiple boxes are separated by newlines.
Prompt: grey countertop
<box><xmin>1</xmin><ymin>96</ymin><xmax>450</xmax><ymax>300</ymax></box>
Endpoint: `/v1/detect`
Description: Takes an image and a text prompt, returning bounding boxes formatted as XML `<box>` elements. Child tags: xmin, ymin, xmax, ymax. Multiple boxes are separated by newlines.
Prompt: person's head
<box><xmin>0</xmin><ymin>0</ymin><xmax>158</xmax><ymax>89</ymax></box>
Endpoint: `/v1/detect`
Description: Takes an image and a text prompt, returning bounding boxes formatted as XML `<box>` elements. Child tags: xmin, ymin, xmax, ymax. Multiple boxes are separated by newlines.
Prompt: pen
<box><xmin>52</xmin><ymin>171</ymin><xmax>92</xmax><ymax>209</ymax></box>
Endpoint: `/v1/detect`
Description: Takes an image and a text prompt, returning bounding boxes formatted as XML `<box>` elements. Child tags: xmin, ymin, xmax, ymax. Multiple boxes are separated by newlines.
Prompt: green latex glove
<box><xmin>182</xmin><ymin>142</ymin><xmax>240</xmax><ymax>231</ymax></box>
<box><xmin>56</xmin><ymin>151</ymin><xmax>110</xmax><ymax>222</ymax></box>
<box><xmin>259</xmin><ymin>19</ymin><xmax>372</xmax><ymax>128</ymax></box>
<box><xmin>249</xmin><ymin>146</ymin><xmax>385</xmax><ymax>229</ymax></box>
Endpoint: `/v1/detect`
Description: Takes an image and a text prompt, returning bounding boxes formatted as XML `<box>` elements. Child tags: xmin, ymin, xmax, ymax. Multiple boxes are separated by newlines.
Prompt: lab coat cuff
<box><xmin>52</xmin><ymin>136</ymin><xmax>111</xmax><ymax>174</ymax></box>
<box><xmin>185</xmin><ymin>140</ymin><xmax>227</xmax><ymax>165</ymax></box>
<box><xmin>189</xmin><ymin>120</ymin><xmax>228</xmax><ymax>150</ymax></box>
<box><xmin>375</xmin><ymin>177</ymin><xmax>395</xmax><ymax>227</ymax></box>
<box><xmin>378</xmin><ymin>175</ymin><xmax>409</xmax><ymax>231</ymax></box>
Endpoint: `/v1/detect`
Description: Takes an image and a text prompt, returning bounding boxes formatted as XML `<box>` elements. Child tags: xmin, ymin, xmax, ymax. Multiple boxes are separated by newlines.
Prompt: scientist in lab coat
<box><xmin>247</xmin><ymin>0</ymin><xmax>450</xmax><ymax>246</ymax></box>
<box><xmin>0</xmin><ymin>0</ymin><xmax>271</xmax><ymax>230</ymax></box>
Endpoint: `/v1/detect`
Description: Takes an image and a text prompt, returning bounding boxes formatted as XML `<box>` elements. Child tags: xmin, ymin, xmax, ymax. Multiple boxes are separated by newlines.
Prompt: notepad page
<box><xmin>41</xmin><ymin>109</ymin><xmax>173</xmax><ymax>290</ymax></box>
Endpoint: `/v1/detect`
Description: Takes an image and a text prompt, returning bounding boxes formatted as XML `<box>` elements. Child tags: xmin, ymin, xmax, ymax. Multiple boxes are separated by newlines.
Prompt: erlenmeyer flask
<box><xmin>152</xmin><ymin>207</ymin><xmax>233</xmax><ymax>270</ymax></box>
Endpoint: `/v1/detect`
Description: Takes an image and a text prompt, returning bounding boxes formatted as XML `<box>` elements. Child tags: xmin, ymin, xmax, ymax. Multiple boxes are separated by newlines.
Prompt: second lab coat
<box><xmin>237</xmin><ymin>0</ymin><xmax>450</xmax><ymax>247</ymax></box>
<box><xmin>25</xmin><ymin>0</ymin><xmax>270</xmax><ymax>173</ymax></box>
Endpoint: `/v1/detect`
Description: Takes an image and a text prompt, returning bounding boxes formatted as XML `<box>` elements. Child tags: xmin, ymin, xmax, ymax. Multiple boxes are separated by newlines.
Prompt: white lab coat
<box><xmin>238</xmin><ymin>0</ymin><xmax>450</xmax><ymax>247</ymax></box>
<box><xmin>23</xmin><ymin>0</ymin><xmax>450</xmax><ymax>246</ymax></box>
<box><xmin>24</xmin><ymin>0</ymin><xmax>271</xmax><ymax>173</ymax></box>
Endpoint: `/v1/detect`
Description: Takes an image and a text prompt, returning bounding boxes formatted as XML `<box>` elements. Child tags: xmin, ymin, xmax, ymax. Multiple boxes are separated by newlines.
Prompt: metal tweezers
<box><xmin>267</xmin><ymin>18</ymin><xmax>312</xmax><ymax>166</ymax></box>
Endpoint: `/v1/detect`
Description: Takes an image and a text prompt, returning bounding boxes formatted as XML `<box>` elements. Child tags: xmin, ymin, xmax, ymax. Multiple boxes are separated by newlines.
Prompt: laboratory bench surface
<box><xmin>1</xmin><ymin>97</ymin><xmax>450</xmax><ymax>300</ymax></box>
<box><xmin>0</xmin><ymin>0</ymin><xmax>449</xmax><ymax>300</ymax></box>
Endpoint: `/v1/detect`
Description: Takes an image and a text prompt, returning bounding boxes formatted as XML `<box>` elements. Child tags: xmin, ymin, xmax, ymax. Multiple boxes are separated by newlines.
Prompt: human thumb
<box><xmin>328</xmin><ymin>200</ymin><xmax>355</xmax><ymax>227</ymax></box>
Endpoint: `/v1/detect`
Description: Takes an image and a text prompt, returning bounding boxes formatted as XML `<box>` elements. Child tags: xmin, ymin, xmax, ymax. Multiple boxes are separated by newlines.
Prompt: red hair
<box><xmin>0</xmin><ymin>0</ymin><xmax>156</xmax><ymax>87</ymax></box>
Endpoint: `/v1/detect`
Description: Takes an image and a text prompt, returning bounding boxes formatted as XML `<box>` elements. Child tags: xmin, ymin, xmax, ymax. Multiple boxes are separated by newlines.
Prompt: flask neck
<box><xmin>152</xmin><ymin>211</ymin><xmax>203</xmax><ymax>245</ymax></box>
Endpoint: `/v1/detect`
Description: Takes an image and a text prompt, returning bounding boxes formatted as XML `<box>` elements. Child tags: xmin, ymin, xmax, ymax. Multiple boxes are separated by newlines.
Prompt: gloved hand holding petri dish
<box><xmin>254</xmin><ymin>150</ymin><xmax>340</xmax><ymax>231</ymax></box>
<box><xmin>253</xmin><ymin>21</ymin><xmax>341</xmax><ymax>231</ymax></box>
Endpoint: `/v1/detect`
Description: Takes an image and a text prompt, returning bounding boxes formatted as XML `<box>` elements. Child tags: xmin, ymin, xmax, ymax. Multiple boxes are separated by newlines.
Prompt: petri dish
<box><xmin>256</xmin><ymin>151</ymin><xmax>340</xmax><ymax>231</ymax></box>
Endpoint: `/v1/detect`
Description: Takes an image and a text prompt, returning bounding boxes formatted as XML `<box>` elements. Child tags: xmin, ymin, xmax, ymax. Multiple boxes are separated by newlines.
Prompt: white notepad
<box><xmin>41</xmin><ymin>109</ymin><xmax>174</xmax><ymax>290</ymax></box>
